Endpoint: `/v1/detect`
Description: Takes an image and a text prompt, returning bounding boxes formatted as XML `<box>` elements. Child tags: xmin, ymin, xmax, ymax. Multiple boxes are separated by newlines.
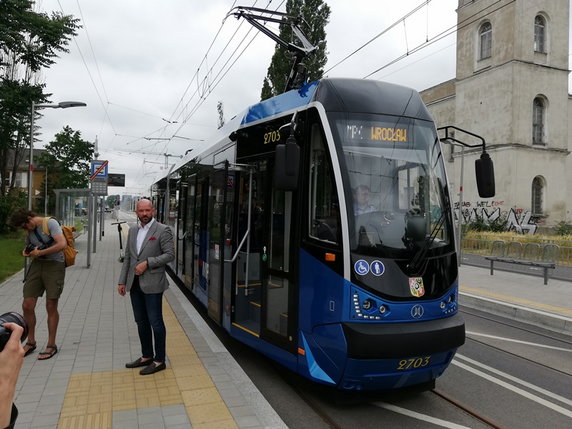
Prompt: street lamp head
<box><xmin>58</xmin><ymin>101</ymin><xmax>87</xmax><ymax>109</ymax></box>
<box><xmin>34</xmin><ymin>101</ymin><xmax>87</xmax><ymax>109</ymax></box>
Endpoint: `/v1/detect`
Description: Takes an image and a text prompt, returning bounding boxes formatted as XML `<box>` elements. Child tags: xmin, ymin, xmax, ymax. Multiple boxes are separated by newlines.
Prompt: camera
<box><xmin>0</xmin><ymin>312</ymin><xmax>28</xmax><ymax>352</ymax></box>
<box><xmin>25</xmin><ymin>243</ymin><xmax>47</xmax><ymax>254</ymax></box>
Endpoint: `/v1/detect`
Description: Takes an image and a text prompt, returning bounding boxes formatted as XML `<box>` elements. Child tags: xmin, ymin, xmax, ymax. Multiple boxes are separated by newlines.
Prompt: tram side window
<box><xmin>309</xmin><ymin>124</ymin><xmax>340</xmax><ymax>244</ymax></box>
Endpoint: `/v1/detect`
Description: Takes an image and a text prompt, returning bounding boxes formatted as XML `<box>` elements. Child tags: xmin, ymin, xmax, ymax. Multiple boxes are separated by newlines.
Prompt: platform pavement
<box><xmin>459</xmin><ymin>263</ymin><xmax>572</xmax><ymax>335</ymax></box>
<box><xmin>0</xmin><ymin>217</ymin><xmax>286</xmax><ymax>429</ymax></box>
<box><xmin>1</xmin><ymin>220</ymin><xmax>571</xmax><ymax>429</ymax></box>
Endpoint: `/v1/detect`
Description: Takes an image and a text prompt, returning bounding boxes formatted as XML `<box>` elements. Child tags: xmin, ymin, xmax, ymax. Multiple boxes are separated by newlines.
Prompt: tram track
<box><xmin>460</xmin><ymin>307</ymin><xmax>572</xmax><ymax>376</ymax></box>
<box><xmin>431</xmin><ymin>388</ymin><xmax>504</xmax><ymax>429</ymax></box>
<box><xmin>460</xmin><ymin>307</ymin><xmax>572</xmax><ymax>345</ymax></box>
<box><xmin>276</xmin><ymin>359</ymin><xmax>509</xmax><ymax>428</ymax></box>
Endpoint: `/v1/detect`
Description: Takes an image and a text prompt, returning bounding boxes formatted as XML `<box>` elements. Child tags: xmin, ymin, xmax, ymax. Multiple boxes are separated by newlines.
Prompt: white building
<box><xmin>421</xmin><ymin>0</ymin><xmax>570</xmax><ymax>234</ymax></box>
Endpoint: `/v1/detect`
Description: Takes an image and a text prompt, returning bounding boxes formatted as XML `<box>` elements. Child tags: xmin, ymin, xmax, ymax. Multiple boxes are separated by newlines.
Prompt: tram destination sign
<box><xmin>345</xmin><ymin>124</ymin><xmax>409</xmax><ymax>143</ymax></box>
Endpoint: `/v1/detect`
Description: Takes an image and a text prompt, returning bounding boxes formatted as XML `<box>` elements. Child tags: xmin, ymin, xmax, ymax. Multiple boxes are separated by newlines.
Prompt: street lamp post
<box><xmin>28</xmin><ymin>101</ymin><xmax>87</xmax><ymax>210</ymax></box>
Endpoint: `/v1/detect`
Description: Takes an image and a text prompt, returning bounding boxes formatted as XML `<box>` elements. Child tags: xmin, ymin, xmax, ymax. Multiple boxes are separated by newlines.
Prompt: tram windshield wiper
<box><xmin>406</xmin><ymin>211</ymin><xmax>446</xmax><ymax>275</ymax></box>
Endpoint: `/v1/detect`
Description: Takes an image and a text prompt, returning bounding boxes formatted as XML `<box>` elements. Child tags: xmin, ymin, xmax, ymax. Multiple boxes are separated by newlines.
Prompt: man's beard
<box><xmin>139</xmin><ymin>215</ymin><xmax>152</xmax><ymax>225</ymax></box>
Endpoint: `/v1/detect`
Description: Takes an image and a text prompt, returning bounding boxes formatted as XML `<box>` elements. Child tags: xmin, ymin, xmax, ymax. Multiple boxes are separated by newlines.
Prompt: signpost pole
<box><xmin>87</xmin><ymin>194</ymin><xmax>92</xmax><ymax>268</ymax></box>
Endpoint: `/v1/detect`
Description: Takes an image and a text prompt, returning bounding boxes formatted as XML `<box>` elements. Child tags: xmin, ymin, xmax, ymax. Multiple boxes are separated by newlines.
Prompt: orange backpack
<box><xmin>42</xmin><ymin>217</ymin><xmax>78</xmax><ymax>267</ymax></box>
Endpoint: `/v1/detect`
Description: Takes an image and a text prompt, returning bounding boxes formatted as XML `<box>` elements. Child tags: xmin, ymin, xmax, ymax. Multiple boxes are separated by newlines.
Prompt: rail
<box><xmin>462</xmin><ymin>237</ymin><xmax>572</xmax><ymax>267</ymax></box>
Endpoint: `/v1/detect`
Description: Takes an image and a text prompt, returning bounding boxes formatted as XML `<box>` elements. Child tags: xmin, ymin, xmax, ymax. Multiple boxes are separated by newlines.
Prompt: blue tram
<box><xmin>152</xmin><ymin>77</ymin><xmax>494</xmax><ymax>391</ymax></box>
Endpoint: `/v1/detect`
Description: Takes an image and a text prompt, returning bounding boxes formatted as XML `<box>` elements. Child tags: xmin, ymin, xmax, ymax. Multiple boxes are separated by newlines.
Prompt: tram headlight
<box><xmin>378</xmin><ymin>305</ymin><xmax>387</xmax><ymax>314</ymax></box>
<box><xmin>440</xmin><ymin>301</ymin><xmax>446</xmax><ymax>309</ymax></box>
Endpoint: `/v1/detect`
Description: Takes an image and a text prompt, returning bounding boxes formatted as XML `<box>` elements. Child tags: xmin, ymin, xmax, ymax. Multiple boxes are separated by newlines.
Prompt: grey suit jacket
<box><xmin>118</xmin><ymin>219</ymin><xmax>175</xmax><ymax>294</ymax></box>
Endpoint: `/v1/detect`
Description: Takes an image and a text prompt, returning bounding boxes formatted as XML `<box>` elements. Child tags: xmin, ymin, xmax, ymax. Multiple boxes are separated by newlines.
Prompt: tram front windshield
<box><xmin>332</xmin><ymin>113</ymin><xmax>453</xmax><ymax>259</ymax></box>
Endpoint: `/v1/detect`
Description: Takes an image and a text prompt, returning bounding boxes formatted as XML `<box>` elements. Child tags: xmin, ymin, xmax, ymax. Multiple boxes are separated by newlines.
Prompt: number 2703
<box><xmin>263</xmin><ymin>130</ymin><xmax>280</xmax><ymax>144</ymax></box>
<box><xmin>396</xmin><ymin>356</ymin><xmax>431</xmax><ymax>370</ymax></box>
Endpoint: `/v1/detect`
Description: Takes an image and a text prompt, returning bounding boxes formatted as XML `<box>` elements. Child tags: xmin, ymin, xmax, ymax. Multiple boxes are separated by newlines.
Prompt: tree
<box><xmin>37</xmin><ymin>126</ymin><xmax>94</xmax><ymax>213</ymax></box>
<box><xmin>261</xmin><ymin>0</ymin><xmax>330</xmax><ymax>100</ymax></box>
<box><xmin>217</xmin><ymin>101</ymin><xmax>225</xmax><ymax>129</ymax></box>
<box><xmin>0</xmin><ymin>0</ymin><xmax>79</xmax><ymax>224</ymax></box>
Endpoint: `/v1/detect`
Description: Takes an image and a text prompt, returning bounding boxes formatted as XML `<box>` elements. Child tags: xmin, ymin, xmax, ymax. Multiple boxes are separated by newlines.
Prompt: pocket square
<box><xmin>149</xmin><ymin>236</ymin><xmax>157</xmax><ymax>241</ymax></box>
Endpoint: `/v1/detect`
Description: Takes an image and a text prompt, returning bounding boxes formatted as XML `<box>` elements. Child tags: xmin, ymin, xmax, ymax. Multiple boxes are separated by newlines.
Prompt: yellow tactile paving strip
<box><xmin>460</xmin><ymin>285</ymin><xmax>572</xmax><ymax>317</ymax></box>
<box><xmin>57</xmin><ymin>299</ymin><xmax>238</xmax><ymax>429</ymax></box>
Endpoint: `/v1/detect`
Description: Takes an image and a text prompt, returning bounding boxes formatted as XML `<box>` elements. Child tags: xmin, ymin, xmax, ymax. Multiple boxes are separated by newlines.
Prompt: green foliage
<box><xmin>37</xmin><ymin>126</ymin><xmax>94</xmax><ymax>212</ymax></box>
<box><xmin>217</xmin><ymin>101</ymin><xmax>224</xmax><ymax>129</ymax></box>
<box><xmin>0</xmin><ymin>0</ymin><xmax>80</xmax><ymax>199</ymax></box>
<box><xmin>0</xmin><ymin>189</ymin><xmax>26</xmax><ymax>234</ymax></box>
<box><xmin>0</xmin><ymin>0</ymin><xmax>80</xmax><ymax>72</ymax></box>
<box><xmin>261</xmin><ymin>0</ymin><xmax>331</xmax><ymax>99</ymax></box>
<box><xmin>106</xmin><ymin>195</ymin><xmax>120</xmax><ymax>208</ymax></box>
<box><xmin>554</xmin><ymin>221</ymin><xmax>572</xmax><ymax>236</ymax></box>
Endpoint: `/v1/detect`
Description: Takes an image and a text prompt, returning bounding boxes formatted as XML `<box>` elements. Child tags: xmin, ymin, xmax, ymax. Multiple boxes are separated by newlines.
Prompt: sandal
<box><xmin>38</xmin><ymin>345</ymin><xmax>58</xmax><ymax>360</ymax></box>
<box><xmin>24</xmin><ymin>342</ymin><xmax>37</xmax><ymax>357</ymax></box>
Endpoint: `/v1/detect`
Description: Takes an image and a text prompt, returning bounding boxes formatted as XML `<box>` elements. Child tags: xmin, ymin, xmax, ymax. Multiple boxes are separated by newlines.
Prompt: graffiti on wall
<box><xmin>453</xmin><ymin>200</ymin><xmax>542</xmax><ymax>234</ymax></box>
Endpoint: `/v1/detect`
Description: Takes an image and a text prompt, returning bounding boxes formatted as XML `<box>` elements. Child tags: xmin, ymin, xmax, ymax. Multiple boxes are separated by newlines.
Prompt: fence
<box><xmin>462</xmin><ymin>237</ymin><xmax>572</xmax><ymax>266</ymax></box>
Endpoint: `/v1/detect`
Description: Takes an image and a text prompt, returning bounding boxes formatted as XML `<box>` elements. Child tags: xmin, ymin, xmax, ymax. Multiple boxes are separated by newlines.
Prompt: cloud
<box><xmin>36</xmin><ymin>0</ymin><xmax>464</xmax><ymax>194</ymax></box>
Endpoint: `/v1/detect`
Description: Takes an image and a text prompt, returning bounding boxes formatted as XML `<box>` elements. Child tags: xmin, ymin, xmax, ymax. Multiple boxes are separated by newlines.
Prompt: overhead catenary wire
<box><xmin>161</xmin><ymin>0</ymin><xmax>286</xmax><ymax>155</ymax></box>
<box><xmin>324</xmin><ymin>0</ymin><xmax>434</xmax><ymax>75</ymax></box>
<box><xmin>363</xmin><ymin>0</ymin><xmax>515</xmax><ymax>79</ymax></box>
<box><xmin>54</xmin><ymin>0</ymin><xmax>117</xmax><ymax>135</ymax></box>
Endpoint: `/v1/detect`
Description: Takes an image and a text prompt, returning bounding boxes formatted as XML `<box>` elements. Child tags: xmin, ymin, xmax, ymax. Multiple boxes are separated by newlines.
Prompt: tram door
<box><xmin>183</xmin><ymin>176</ymin><xmax>196</xmax><ymax>291</ymax></box>
<box><xmin>206</xmin><ymin>167</ymin><xmax>234</xmax><ymax>327</ymax></box>
<box><xmin>233</xmin><ymin>159</ymin><xmax>295</xmax><ymax>350</ymax></box>
<box><xmin>193</xmin><ymin>178</ymin><xmax>209</xmax><ymax>306</ymax></box>
<box><xmin>176</xmin><ymin>182</ymin><xmax>187</xmax><ymax>276</ymax></box>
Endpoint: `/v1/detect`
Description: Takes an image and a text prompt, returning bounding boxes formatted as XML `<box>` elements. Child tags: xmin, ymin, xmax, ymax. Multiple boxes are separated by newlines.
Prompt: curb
<box><xmin>460</xmin><ymin>292</ymin><xmax>572</xmax><ymax>336</ymax></box>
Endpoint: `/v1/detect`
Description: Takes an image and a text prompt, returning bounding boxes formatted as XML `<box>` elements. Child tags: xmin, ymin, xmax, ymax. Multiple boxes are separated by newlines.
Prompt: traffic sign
<box><xmin>90</xmin><ymin>160</ymin><xmax>108</xmax><ymax>181</ymax></box>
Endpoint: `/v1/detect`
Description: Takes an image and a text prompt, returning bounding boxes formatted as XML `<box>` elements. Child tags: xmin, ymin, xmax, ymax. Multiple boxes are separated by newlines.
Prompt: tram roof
<box><xmin>240</xmin><ymin>78</ymin><xmax>432</xmax><ymax>125</ymax></box>
<box><xmin>165</xmin><ymin>78</ymin><xmax>432</xmax><ymax>177</ymax></box>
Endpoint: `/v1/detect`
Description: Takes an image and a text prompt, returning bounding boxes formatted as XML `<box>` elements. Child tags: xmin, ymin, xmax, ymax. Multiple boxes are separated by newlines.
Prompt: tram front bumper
<box><xmin>342</xmin><ymin>313</ymin><xmax>465</xmax><ymax>359</ymax></box>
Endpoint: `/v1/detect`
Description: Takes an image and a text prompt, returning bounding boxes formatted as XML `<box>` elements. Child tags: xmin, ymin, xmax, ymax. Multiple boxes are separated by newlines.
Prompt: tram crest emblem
<box><xmin>409</xmin><ymin>277</ymin><xmax>425</xmax><ymax>297</ymax></box>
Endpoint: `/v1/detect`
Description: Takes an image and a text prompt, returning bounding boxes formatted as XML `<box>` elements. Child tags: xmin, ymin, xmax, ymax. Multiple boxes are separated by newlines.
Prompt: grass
<box><xmin>0</xmin><ymin>232</ymin><xmax>26</xmax><ymax>283</ymax></box>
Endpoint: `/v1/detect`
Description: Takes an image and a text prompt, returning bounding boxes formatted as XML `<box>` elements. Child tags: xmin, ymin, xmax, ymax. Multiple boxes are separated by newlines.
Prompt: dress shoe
<box><xmin>140</xmin><ymin>362</ymin><xmax>166</xmax><ymax>375</ymax></box>
<box><xmin>125</xmin><ymin>357</ymin><xmax>152</xmax><ymax>368</ymax></box>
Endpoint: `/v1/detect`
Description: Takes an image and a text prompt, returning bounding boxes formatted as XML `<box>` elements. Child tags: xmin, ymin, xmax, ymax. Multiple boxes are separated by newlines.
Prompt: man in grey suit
<box><xmin>118</xmin><ymin>199</ymin><xmax>174</xmax><ymax>375</ymax></box>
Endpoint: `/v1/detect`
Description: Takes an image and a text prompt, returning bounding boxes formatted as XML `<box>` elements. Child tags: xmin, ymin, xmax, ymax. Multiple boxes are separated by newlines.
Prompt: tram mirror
<box><xmin>475</xmin><ymin>152</ymin><xmax>495</xmax><ymax>198</ymax></box>
<box><xmin>275</xmin><ymin>136</ymin><xmax>300</xmax><ymax>190</ymax></box>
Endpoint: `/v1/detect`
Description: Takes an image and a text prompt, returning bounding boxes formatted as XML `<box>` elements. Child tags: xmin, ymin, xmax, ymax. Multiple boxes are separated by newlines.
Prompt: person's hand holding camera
<box><xmin>0</xmin><ymin>323</ymin><xmax>24</xmax><ymax>429</ymax></box>
<box><xmin>23</xmin><ymin>243</ymin><xmax>47</xmax><ymax>259</ymax></box>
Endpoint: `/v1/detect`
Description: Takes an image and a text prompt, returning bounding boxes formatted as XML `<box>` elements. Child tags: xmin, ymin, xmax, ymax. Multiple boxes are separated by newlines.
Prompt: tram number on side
<box><xmin>396</xmin><ymin>356</ymin><xmax>431</xmax><ymax>371</ymax></box>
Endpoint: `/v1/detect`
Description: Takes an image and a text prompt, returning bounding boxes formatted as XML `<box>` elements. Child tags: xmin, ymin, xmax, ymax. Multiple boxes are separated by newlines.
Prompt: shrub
<box><xmin>554</xmin><ymin>221</ymin><xmax>572</xmax><ymax>236</ymax></box>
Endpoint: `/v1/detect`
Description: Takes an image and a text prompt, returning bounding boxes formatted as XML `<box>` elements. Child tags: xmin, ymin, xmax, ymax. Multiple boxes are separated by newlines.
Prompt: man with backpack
<box><xmin>9</xmin><ymin>209</ymin><xmax>66</xmax><ymax>360</ymax></box>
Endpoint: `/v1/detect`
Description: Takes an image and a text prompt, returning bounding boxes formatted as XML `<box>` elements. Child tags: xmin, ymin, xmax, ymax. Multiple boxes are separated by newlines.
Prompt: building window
<box><xmin>531</xmin><ymin>176</ymin><xmax>545</xmax><ymax>215</ymax></box>
<box><xmin>532</xmin><ymin>97</ymin><xmax>546</xmax><ymax>145</ymax></box>
<box><xmin>8</xmin><ymin>172</ymin><xmax>28</xmax><ymax>188</ymax></box>
<box><xmin>534</xmin><ymin>15</ymin><xmax>546</xmax><ymax>53</ymax></box>
<box><xmin>479</xmin><ymin>22</ymin><xmax>492</xmax><ymax>59</ymax></box>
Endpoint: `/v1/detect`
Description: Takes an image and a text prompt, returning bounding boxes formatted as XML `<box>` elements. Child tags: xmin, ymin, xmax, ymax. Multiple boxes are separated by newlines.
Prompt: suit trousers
<box><xmin>130</xmin><ymin>277</ymin><xmax>166</xmax><ymax>363</ymax></box>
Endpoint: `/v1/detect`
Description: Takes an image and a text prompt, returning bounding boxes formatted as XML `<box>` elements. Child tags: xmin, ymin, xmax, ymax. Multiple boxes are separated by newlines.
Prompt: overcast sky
<box><xmin>33</xmin><ymin>0</ymin><xmax>568</xmax><ymax>196</ymax></box>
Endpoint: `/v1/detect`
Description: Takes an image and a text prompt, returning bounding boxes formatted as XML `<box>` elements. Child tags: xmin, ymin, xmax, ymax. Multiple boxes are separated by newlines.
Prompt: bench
<box><xmin>484</xmin><ymin>241</ymin><xmax>560</xmax><ymax>285</ymax></box>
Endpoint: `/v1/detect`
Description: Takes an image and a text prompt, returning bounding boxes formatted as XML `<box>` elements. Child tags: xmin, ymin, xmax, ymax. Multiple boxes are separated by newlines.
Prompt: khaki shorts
<box><xmin>24</xmin><ymin>259</ymin><xmax>65</xmax><ymax>299</ymax></box>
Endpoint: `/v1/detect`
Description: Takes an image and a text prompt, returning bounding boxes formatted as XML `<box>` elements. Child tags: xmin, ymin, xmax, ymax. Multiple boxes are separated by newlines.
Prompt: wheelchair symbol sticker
<box><xmin>370</xmin><ymin>260</ymin><xmax>385</xmax><ymax>276</ymax></box>
<box><xmin>354</xmin><ymin>260</ymin><xmax>369</xmax><ymax>276</ymax></box>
